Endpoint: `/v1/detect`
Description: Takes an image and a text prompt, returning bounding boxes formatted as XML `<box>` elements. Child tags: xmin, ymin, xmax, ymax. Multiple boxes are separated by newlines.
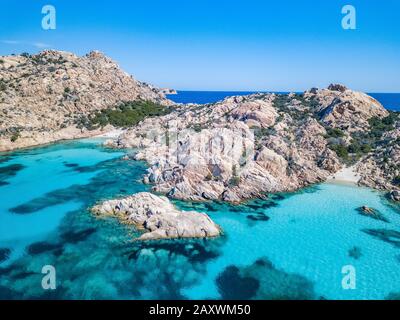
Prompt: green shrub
<box><xmin>254</xmin><ymin>127</ymin><xmax>276</xmax><ymax>139</ymax></box>
<box><xmin>393</xmin><ymin>176</ymin><xmax>400</xmax><ymax>186</ymax></box>
<box><xmin>329</xmin><ymin>144</ymin><xmax>348</xmax><ymax>160</ymax></box>
<box><xmin>348</xmin><ymin>141</ymin><xmax>361</xmax><ymax>154</ymax></box>
<box><xmin>0</xmin><ymin>81</ymin><xmax>6</xmax><ymax>92</ymax></box>
<box><xmin>360</xmin><ymin>144</ymin><xmax>372</xmax><ymax>153</ymax></box>
<box><xmin>10</xmin><ymin>132</ymin><xmax>20</xmax><ymax>142</ymax></box>
<box><xmin>229</xmin><ymin>176</ymin><xmax>240</xmax><ymax>187</ymax></box>
<box><xmin>81</xmin><ymin>100</ymin><xmax>172</xmax><ymax>130</ymax></box>
<box><xmin>191</xmin><ymin>124</ymin><xmax>204</xmax><ymax>133</ymax></box>
<box><xmin>228</xmin><ymin>165</ymin><xmax>240</xmax><ymax>187</ymax></box>
<box><xmin>325</xmin><ymin>128</ymin><xmax>345</xmax><ymax>138</ymax></box>
<box><xmin>368</xmin><ymin>113</ymin><xmax>398</xmax><ymax>138</ymax></box>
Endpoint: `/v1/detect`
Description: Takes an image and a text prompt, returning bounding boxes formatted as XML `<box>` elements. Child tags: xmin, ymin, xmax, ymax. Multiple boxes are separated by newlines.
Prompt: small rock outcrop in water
<box><xmin>357</xmin><ymin>206</ymin><xmax>389</xmax><ymax>222</ymax></box>
<box><xmin>361</xmin><ymin>206</ymin><xmax>375</xmax><ymax>215</ymax></box>
<box><xmin>348</xmin><ymin>246</ymin><xmax>362</xmax><ymax>260</ymax></box>
<box><xmin>391</xmin><ymin>190</ymin><xmax>400</xmax><ymax>202</ymax></box>
<box><xmin>91</xmin><ymin>192</ymin><xmax>221</xmax><ymax>240</ymax></box>
<box><xmin>0</xmin><ymin>50</ymin><xmax>171</xmax><ymax>151</ymax></box>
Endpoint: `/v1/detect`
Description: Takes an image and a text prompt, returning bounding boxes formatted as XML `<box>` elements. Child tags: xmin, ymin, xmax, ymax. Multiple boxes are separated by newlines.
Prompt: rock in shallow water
<box><xmin>0</xmin><ymin>248</ymin><xmax>11</xmax><ymax>263</ymax></box>
<box><xmin>391</xmin><ymin>190</ymin><xmax>400</xmax><ymax>202</ymax></box>
<box><xmin>91</xmin><ymin>192</ymin><xmax>221</xmax><ymax>240</ymax></box>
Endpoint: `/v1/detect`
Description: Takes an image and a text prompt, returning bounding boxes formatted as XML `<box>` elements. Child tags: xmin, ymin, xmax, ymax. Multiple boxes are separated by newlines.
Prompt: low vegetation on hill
<box><xmin>326</xmin><ymin>112</ymin><xmax>400</xmax><ymax>163</ymax></box>
<box><xmin>0</xmin><ymin>50</ymin><xmax>171</xmax><ymax>151</ymax></box>
<box><xmin>75</xmin><ymin>100</ymin><xmax>173</xmax><ymax>130</ymax></box>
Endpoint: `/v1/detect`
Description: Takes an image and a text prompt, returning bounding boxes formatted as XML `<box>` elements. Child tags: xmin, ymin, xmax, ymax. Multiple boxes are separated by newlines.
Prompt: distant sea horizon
<box><xmin>167</xmin><ymin>91</ymin><xmax>400</xmax><ymax>111</ymax></box>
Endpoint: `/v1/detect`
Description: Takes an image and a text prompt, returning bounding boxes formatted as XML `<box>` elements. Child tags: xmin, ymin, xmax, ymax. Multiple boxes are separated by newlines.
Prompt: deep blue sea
<box><xmin>167</xmin><ymin>91</ymin><xmax>400</xmax><ymax>111</ymax></box>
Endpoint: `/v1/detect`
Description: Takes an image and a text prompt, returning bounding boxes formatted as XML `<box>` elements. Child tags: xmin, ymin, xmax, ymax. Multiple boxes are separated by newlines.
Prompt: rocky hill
<box><xmin>106</xmin><ymin>84</ymin><xmax>400</xmax><ymax>202</ymax></box>
<box><xmin>0</xmin><ymin>50</ymin><xmax>172</xmax><ymax>151</ymax></box>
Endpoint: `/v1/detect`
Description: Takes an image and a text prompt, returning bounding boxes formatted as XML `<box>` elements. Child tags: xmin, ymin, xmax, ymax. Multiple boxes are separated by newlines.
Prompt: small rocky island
<box><xmin>92</xmin><ymin>192</ymin><xmax>221</xmax><ymax>240</ymax></box>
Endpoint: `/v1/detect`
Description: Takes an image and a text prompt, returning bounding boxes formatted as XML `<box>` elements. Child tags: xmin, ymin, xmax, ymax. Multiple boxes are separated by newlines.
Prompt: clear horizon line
<box><xmin>169</xmin><ymin>89</ymin><xmax>400</xmax><ymax>94</ymax></box>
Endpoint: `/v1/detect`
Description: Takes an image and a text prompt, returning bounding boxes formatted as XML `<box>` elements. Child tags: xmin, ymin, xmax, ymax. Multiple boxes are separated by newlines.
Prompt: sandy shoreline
<box><xmin>0</xmin><ymin>126</ymin><xmax>124</xmax><ymax>153</ymax></box>
<box><xmin>327</xmin><ymin>166</ymin><xmax>360</xmax><ymax>185</ymax></box>
<box><xmin>93</xmin><ymin>128</ymin><xmax>124</xmax><ymax>139</ymax></box>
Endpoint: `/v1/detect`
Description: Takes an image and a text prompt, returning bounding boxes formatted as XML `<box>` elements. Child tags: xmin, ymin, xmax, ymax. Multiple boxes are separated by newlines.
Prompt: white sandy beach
<box><xmin>94</xmin><ymin>128</ymin><xmax>124</xmax><ymax>139</ymax></box>
<box><xmin>327</xmin><ymin>166</ymin><xmax>361</xmax><ymax>185</ymax></box>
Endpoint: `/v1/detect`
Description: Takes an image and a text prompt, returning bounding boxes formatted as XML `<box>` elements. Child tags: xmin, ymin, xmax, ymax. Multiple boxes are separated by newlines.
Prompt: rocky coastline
<box><xmin>0</xmin><ymin>50</ymin><xmax>172</xmax><ymax>152</ymax></box>
<box><xmin>106</xmin><ymin>84</ymin><xmax>399</xmax><ymax>203</ymax></box>
<box><xmin>2</xmin><ymin>50</ymin><xmax>399</xmax><ymax>241</ymax></box>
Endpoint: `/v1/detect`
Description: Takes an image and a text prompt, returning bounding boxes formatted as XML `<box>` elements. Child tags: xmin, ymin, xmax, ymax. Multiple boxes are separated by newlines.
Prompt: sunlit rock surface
<box><xmin>92</xmin><ymin>192</ymin><xmax>221</xmax><ymax>240</ymax></box>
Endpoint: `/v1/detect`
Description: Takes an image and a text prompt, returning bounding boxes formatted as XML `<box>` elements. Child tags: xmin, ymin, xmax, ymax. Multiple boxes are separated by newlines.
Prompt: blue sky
<box><xmin>0</xmin><ymin>0</ymin><xmax>399</xmax><ymax>92</ymax></box>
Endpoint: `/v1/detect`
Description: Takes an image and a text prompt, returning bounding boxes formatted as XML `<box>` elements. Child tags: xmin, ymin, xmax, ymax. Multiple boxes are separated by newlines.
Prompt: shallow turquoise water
<box><xmin>0</xmin><ymin>139</ymin><xmax>400</xmax><ymax>300</ymax></box>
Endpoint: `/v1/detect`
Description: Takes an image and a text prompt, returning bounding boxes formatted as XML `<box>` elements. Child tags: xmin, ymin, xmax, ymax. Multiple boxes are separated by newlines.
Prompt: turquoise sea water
<box><xmin>1</xmin><ymin>139</ymin><xmax>400</xmax><ymax>300</ymax></box>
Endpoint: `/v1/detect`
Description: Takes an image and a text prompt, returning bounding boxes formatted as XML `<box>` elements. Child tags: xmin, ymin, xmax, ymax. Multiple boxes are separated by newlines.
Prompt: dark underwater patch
<box><xmin>258</xmin><ymin>201</ymin><xmax>278</xmax><ymax>209</ymax></box>
<box><xmin>0</xmin><ymin>285</ymin><xmax>17</xmax><ymax>300</ymax></box>
<box><xmin>0</xmin><ymin>154</ymin><xmax>16</xmax><ymax>167</ymax></box>
<box><xmin>127</xmin><ymin>238</ymin><xmax>222</xmax><ymax>264</ymax></box>
<box><xmin>270</xmin><ymin>194</ymin><xmax>285</xmax><ymax>201</ymax></box>
<box><xmin>0</xmin><ymin>248</ymin><xmax>11</xmax><ymax>263</ymax></box>
<box><xmin>226</xmin><ymin>205</ymin><xmax>246</xmax><ymax>213</ymax></box>
<box><xmin>12</xmin><ymin>271</ymin><xmax>37</xmax><ymax>280</ymax></box>
<box><xmin>216</xmin><ymin>258</ymin><xmax>316</xmax><ymax>300</ymax></box>
<box><xmin>60</xmin><ymin>228</ymin><xmax>96</xmax><ymax>244</ymax></box>
<box><xmin>216</xmin><ymin>266</ymin><xmax>260</xmax><ymax>299</ymax></box>
<box><xmin>71</xmin><ymin>165</ymin><xmax>96</xmax><ymax>173</ymax></box>
<box><xmin>10</xmin><ymin>196</ymin><xmax>62</xmax><ymax>214</ymax></box>
<box><xmin>10</xmin><ymin>158</ymin><xmax>149</xmax><ymax>214</ymax></box>
<box><xmin>0</xmin><ymin>163</ymin><xmax>25</xmax><ymax>184</ymax></box>
<box><xmin>203</xmin><ymin>203</ymin><xmax>218</xmax><ymax>212</ymax></box>
<box><xmin>362</xmin><ymin>229</ymin><xmax>400</xmax><ymax>248</ymax></box>
<box><xmin>175</xmin><ymin>196</ymin><xmax>281</xmax><ymax>217</ymax></box>
<box><xmin>348</xmin><ymin>246</ymin><xmax>362</xmax><ymax>260</ymax></box>
<box><xmin>247</xmin><ymin>214</ymin><xmax>270</xmax><ymax>222</ymax></box>
<box><xmin>63</xmin><ymin>162</ymin><xmax>79</xmax><ymax>168</ymax></box>
<box><xmin>0</xmin><ymin>265</ymin><xmax>13</xmax><ymax>277</ymax></box>
<box><xmin>356</xmin><ymin>207</ymin><xmax>389</xmax><ymax>223</ymax></box>
<box><xmin>27</xmin><ymin>228</ymin><xmax>97</xmax><ymax>257</ymax></box>
<box><xmin>386</xmin><ymin>292</ymin><xmax>400</xmax><ymax>300</ymax></box>
<box><xmin>27</xmin><ymin>242</ymin><xmax>64</xmax><ymax>256</ymax></box>
<box><xmin>246</xmin><ymin>203</ymin><xmax>264</xmax><ymax>210</ymax></box>
<box><xmin>174</xmin><ymin>200</ymin><xmax>217</xmax><ymax>213</ymax></box>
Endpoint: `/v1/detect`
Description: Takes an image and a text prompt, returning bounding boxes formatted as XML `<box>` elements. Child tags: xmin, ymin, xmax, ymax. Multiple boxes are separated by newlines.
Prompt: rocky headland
<box><xmin>0</xmin><ymin>50</ymin><xmax>171</xmax><ymax>151</ymax></box>
<box><xmin>106</xmin><ymin>84</ymin><xmax>399</xmax><ymax>203</ymax></box>
<box><xmin>92</xmin><ymin>192</ymin><xmax>221</xmax><ymax>240</ymax></box>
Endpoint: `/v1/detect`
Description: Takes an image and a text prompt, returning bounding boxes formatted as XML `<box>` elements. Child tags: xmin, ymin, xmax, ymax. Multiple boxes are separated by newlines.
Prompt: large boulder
<box><xmin>91</xmin><ymin>192</ymin><xmax>221</xmax><ymax>240</ymax></box>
